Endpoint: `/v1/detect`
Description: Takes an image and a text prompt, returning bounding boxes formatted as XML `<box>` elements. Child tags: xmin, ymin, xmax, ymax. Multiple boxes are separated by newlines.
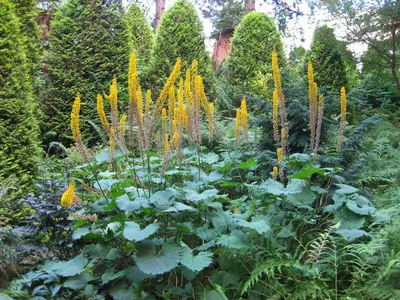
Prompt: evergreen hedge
<box><xmin>309</xmin><ymin>25</ymin><xmax>348</xmax><ymax>91</ymax></box>
<box><xmin>225</xmin><ymin>11</ymin><xmax>285</xmax><ymax>99</ymax></box>
<box><xmin>125</xmin><ymin>3</ymin><xmax>153</xmax><ymax>66</ymax></box>
<box><xmin>145</xmin><ymin>0</ymin><xmax>215</xmax><ymax>97</ymax></box>
<box><xmin>43</xmin><ymin>0</ymin><xmax>130</xmax><ymax>145</ymax></box>
<box><xmin>0</xmin><ymin>0</ymin><xmax>40</xmax><ymax>193</ymax></box>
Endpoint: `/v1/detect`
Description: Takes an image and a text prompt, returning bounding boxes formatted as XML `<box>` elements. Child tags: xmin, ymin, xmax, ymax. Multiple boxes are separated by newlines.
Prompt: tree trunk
<box><xmin>155</xmin><ymin>0</ymin><xmax>165</xmax><ymax>29</ymax></box>
<box><xmin>245</xmin><ymin>0</ymin><xmax>255</xmax><ymax>13</ymax></box>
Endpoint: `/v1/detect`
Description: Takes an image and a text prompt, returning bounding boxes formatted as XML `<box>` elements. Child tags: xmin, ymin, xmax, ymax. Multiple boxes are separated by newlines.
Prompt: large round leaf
<box><xmin>123</xmin><ymin>222</ymin><xmax>160</xmax><ymax>242</ymax></box>
<box><xmin>134</xmin><ymin>242</ymin><xmax>181</xmax><ymax>275</ymax></box>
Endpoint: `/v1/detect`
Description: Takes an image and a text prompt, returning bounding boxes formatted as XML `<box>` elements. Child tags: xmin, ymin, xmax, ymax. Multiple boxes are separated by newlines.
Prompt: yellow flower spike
<box><xmin>184</xmin><ymin>69</ymin><xmax>192</xmax><ymax>109</ymax></box>
<box><xmin>128</xmin><ymin>51</ymin><xmax>138</xmax><ymax>100</ymax></box>
<box><xmin>340</xmin><ymin>87</ymin><xmax>346</xmax><ymax>123</ymax></box>
<box><xmin>168</xmin><ymin>85</ymin><xmax>175</xmax><ymax>126</ymax></box>
<box><xmin>272</xmin><ymin>51</ymin><xmax>282</xmax><ymax>98</ymax></box>
<box><xmin>233</xmin><ymin>208</ymin><xmax>239</xmax><ymax>214</ymax></box>
<box><xmin>145</xmin><ymin>90</ymin><xmax>151</xmax><ymax>115</ymax></box>
<box><xmin>281</xmin><ymin>127</ymin><xmax>286</xmax><ymax>144</ymax></box>
<box><xmin>277</xmin><ymin>147</ymin><xmax>283</xmax><ymax>164</ymax></box>
<box><xmin>162</xmin><ymin>108</ymin><xmax>167</xmax><ymax>134</ymax></box>
<box><xmin>61</xmin><ymin>183</ymin><xmax>75</xmax><ymax>208</ymax></box>
<box><xmin>240</xmin><ymin>98</ymin><xmax>248</xmax><ymax>142</ymax></box>
<box><xmin>119</xmin><ymin>114</ymin><xmax>127</xmax><ymax>135</ymax></box>
<box><xmin>107</xmin><ymin>77</ymin><xmax>118</xmax><ymax>115</ymax></box>
<box><xmin>272</xmin><ymin>89</ymin><xmax>279</xmax><ymax>141</ymax></box>
<box><xmin>191</xmin><ymin>59</ymin><xmax>198</xmax><ymax>84</ymax></box>
<box><xmin>172</xmin><ymin>119</ymin><xmax>177</xmax><ymax>135</ymax></box>
<box><xmin>97</xmin><ymin>94</ymin><xmax>110</xmax><ymax>134</ymax></box>
<box><xmin>208</xmin><ymin>102</ymin><xmax>214</xmax><ymax>133</ymax></box>
<box><xmin>272</xmin><ymin>166</ymin><xmax>279</xmax><ymax>180</ymax></box>
<box><xmin>235</xmin><ymin>107</ymin><xmax>242</xmax><ymax>144</ymax></box>
<box><xmin>164</xmin><ymin>133</ymin><xmax>169</xmax><ymax>155</ymax></box>
<box><xmin>307</xmin><ymin>61</ymin><xmax>314</xmax><ymax>89</ymax></box>
<box><xmin>172</xmin><ymin>131</ymin><xmax>180</xmax><ymax>149</ymax></box>
<box><xmin>70</xmin><ymin>93</ymin><xmax>81</xmax><ymax>143</ymax></box>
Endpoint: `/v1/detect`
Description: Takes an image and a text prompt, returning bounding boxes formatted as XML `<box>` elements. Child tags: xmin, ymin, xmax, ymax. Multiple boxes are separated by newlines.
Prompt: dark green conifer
<box><xmin>0</xmin><ymin>0</ymin><xmax>40</xmax><ymax>192</ymax></box>
<box><xmin>43</xmin><ymin>0</ymin><xmax>130</xmax><ymax>145</ymax></box>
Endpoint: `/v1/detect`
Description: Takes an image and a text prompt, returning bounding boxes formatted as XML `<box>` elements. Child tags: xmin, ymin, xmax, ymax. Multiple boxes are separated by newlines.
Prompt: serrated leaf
<box><xmin>64</xmin><ymin>272</ymin><xmax>94</xmax><ymax>290</ymax></box>
<box><xmin>287</xmin><ymin>189</ymin><xmax>316</xmax><ymax>207</ymax></box>
<box><xmin>125</xmin><ymin>266</ymin><xmax>154</xmax><ymax>284</ymax></box>
<box><xmin>236</xmin><ymin>157</ymin><xmax>257</xmax><ymax>169</ymax></box>
<box><xmin>181</xmin><ymin>247</ymin><xmax>213</xmax><ymax>272</ymax></box>
<box><xmin>185</xmin><ymin>189</ymin><xmax>219</xmax><ymax>202</ymax></box>
<box><xmin>346</xmin><ymin>200</ymin><xmax>375</xmax><ymax>216</ymax></box>
<box><xmin>93</xmin><ymin>179</ymin><xmax>120</xmax><ymax>190</ymax></box>
<box><xmin>335</xmin><ymin>184</ymin><xmax>358</xmax><ymax>194</ymax></box>
<box><xmin>217</xmin><ymin>232</ymin><xmax>249</xmax><ymax>249</ymax></box>
<box><xmin>289</xmin><ymin>164</ymin><xmax>325</xmax><ymax>180</ymax></box>
<box><xmin>52</xmin><ymin>254</ymin><xmax>88</xmax><ymax>277</ymax></box>
<box><xmin>202</xmin><ymin>152</ymin><xmax>220</xmax><ymax>164</ymax></box>
<box><xmin>116</xmin><ymin>194</ymin><xmax>149</xmax><ymax>211</ymax></box>
<box><xmin>199</xmin><ymin>171</ymin><xmax>224</xmax><ymax>183</ymax></box>
<box><xmin>101</xmin><ymin>269</ymin><xmax>126</xmax><ymax>285</ymax></box>
<box><xmin>72</xmin><ymin>227</ymin><xmax>89</xmax><ymax>240</ymax></box>
<box><xmin>210</xmin><ymin>271</ymin><xmax>239</xmax><ymax>286</ymax></box>
<box><xmin>238</xmin><ymin>218</ymin><xmax>270</xmax><ymax>234</ymax></box>
<box><xmin>123</xmin><ymin>222</ymin><xmax>160</xmax><ymax>242</ymax></box>
<box><xmin>337</xmin><ymin>229</ymin><xmax>368</xmax><ymax>241</ymax></box>
<box><xmin>134</xmin><ymin>242</ymin><xmax>181</xmax><ymax>275</ymax></box>
<box><xmin>334</xmin><ymin>209</ymin><xmax>365</xmax><ymax>230</ymax></box>
<box><xmin>108</xmin><ymin>284</ymin><xmax>134</xmax><ymax>300</ymax></box>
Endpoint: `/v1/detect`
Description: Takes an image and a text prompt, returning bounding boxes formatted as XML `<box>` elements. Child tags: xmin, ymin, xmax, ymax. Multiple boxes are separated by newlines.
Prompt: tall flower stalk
<box><xmin>337</xmin><ymin>87</ymin><xmax>347</xmax><ymax>152</ymax></box>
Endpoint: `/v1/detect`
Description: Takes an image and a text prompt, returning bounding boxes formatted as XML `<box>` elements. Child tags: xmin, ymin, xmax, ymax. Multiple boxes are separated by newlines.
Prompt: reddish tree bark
<box><xmin>155</xmin><ymin>0</ymin><xmax>165</xmax><ymax>29</ymax></box>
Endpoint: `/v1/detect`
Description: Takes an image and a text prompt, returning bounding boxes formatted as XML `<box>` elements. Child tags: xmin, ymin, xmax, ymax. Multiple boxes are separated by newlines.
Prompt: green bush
<box><xmin>125</xmin><ymin>3</ymin><xmax>153</xmax><ymax>66</ymax></box>
<box><xmin>309</xmin><ymin>25</ymin><xmax>348</xmax><ymax>91</ymax></box>
<box><xmin>145</xmin><ymin>0</ymin><xmax>215</xmax><ymax>97</ymax></box>
<box><xmin>43</xmin><ymin>0</ymin><xmax>130</xmax><ymax>146</ymax></box>
<box><xmin>0</xmin><ymin>0</ymin><xmax>40</xmax><ymax>196</ymax></box>
<box><xmin>224</xmin><ymin>11</ymin><xmax>285</xmax><ymax>101</ymax></box>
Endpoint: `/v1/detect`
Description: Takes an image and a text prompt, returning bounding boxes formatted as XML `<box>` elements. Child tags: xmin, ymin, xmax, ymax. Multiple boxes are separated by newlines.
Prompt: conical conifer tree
<box><xmin>0</xmin><ymin>0</ymin><xmax>40</xmax><ymax>191</ymax></box>
<box><xmin>145</xmin><ymin>0</ymin><xmax>215</xmax><ymax>97</ymax></box>
<box><xmin>43</xmin><ymin>0</ymin><xmax>130</xmax><ymax>145</ymax></box>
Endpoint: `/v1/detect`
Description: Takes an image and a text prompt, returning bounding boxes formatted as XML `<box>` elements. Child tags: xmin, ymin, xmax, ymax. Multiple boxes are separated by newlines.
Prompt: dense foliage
<box><xmin>43</xmin><ymin>0</ymin><xmax>130</xmax><ymax>146</ymax></box>
<box><xmin>0</xmin><ymin>0</ymin><xmax>40</xmax><ymax>197</ymax></box>
<box><xmin>125</xmin><ymin>3</ymin><xmax>153</xmax><ymax>66</ymax></box>
<box><xmin>145</xmin><ymin>0</ymin><xmax>215</xmax><ymax>97</ymax></box>
<box><xmin>224</xmin><ymin>11</ymin><xmax>285</xmax><ymax>100</ymax></box>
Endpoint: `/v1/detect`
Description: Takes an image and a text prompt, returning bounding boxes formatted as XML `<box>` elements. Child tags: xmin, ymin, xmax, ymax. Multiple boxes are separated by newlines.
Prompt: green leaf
<box><xmin>199</xmin><ymin>171</ymin><xmax>224</xmax><ymax>183</ymax></box>
<box><xmin>217</xmin><ymin>231</ymin><xmax>249</xmax><ymax>249</ymax></box>
<box><xmin>72</xmin><ymin>228</ymin><xmax>90</xmax><ymax>240</ymax></box>
<box><xmin>101</xmin><ymin>269</ymin><xmax>126</xmax><ymax>285</ymax></box>
<box><xmin>238</xmin><ymin>218</ymin><xmax>270</xmax><ymax>234</ymax></box>
<box><xmin>258</xmin><ymin>179</ymin><xmax>303</xmax><ymax>195</ymax></box>
<box><xmin>334</xmin><ymin>209</ymin><xmax>365</xmax><ymax>230</ymax></box>
<box><xmin>108</xmin><ymin>284</ymin><xmax>134</xmax><ymax>300</ymax></box>
<box><xmin>335</xmin><ymin>184</ymin><xmax>358</xmax><ymax>194</ymax></box>
<box><xmin>346</xmin><ymin>200</ymin><xmax>375</xmax><ymax>215</ymax></box>
<box><xmin>289</xmin><ymin>164</ymin><xmax>325</xmax><ymax>179</ymax></box>
<box><xmin>52</xmin><ymin>254</ymin><xmax>88</xmax><ymax>277</ymax></box>
<box><xmin>202</xmin><ymin>152</ymin><xmax>220</xmax><ymax>164</ymax></box>
<box><xmin>93</xmin><ymin>179</ymin><xmax>120</xmax><ymax>190</ymax></box>
<box><xmin>123</xmin><ymin>222</ymin><xmax>160</xmax><ymax>242</ymax></box>
<box><xmin>63</xmin><ymin>272</ymin><xmax>94</xmax><ymax>290</ymax></box>
<box><xmin>116</xmin><ymin>195</ymin><xmax>149</xmax><ymax>211</ymax></box>
<box><xmin>236</xmin><ymin>157</ymin><xmax>257</xmax><ymax>169</ymax></box>
<box><xmin>125</xmin><ymin>266</ymin><xmax>154</xmax><ymax>284</ymax></box>
<box><xmin>210</xmin><ymin>271</ymin><xmax>239</xmax><ymax>287</ymax></box>
<box><xmin>134</xmin><ymin>242</ymin><xmax>182</xmax><ymax>275</ymax></box>
<box><xmin>185</xmin><ymin>189</ymin><xmax>220</xmax><ymax>202</ymax></box>
<box><xmin>337</xmin><ymin>229</ymin><xmax>368</xmax><ymax>241</ymax></box>
<box><xmin>181</xmin><ymin>247</ymin><xmax>213</xmax><ymax>272</ymax></box>
<box><xmin>287</xmin><ymin>188</ymin><xmax>316</xmax><ymax>208</ymax></box>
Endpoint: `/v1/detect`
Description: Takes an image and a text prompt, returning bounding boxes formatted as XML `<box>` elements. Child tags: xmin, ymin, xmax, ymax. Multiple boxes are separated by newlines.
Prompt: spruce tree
<box><xmin>309</xmin><ymin>25</ymin><xmax>348</xmax><ymax>91</ymax></box>
<box><xmin>43</xmin><ymin>0</ymin><xmax>130</xmax><ymax>145</ymax></box>
<box><xmin>225</xmin><ymin>11</ymin><xmax>285</xmax><ymax>99</ymax></box>
<box><xmin>145</xmin><ymin>0</ymin><xmax>215</xmax><ymax>97</ymax></box>
<box><xmin>125</xmin><ymin>3</ymin><xmax>153</xmax><ymax>66</ymax></box>
<box><xmin>0</xmin><ymin>0</ymin><xmax>40</xmax><ymax>191</ymax></box>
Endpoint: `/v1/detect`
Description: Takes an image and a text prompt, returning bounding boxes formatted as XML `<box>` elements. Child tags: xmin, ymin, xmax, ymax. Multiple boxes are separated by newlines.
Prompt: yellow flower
<box><xmin>162</xmin><ymin>108</ymin><xmax>167</xmax><ymax>134</ymax></box>
<box><xmin>164</xmin><ymin>133</ymin><xmax>169</xmax><ymax>155</ymax></box>
<box><xmin>233</xmin><ymin>208</ymin><xmax>239</xmax><ymax>213</ymax></box>
<box><xmin>240</xmin><ymin>98</ymin><xmax>248</xmax><ymax>142</ymax></box>
<box><xmin>119</xmin><ymin>114</ymin><xmax>127</xmax><ymax>135</ymax></box>
<box><xmin>208</xmin><ymin>102</ymin><xmax>214</xmax><ymax>133</ymax></box>
<box><xmin>70</xmin><ymin>93</ymin><xmax>81</xmax><ymax>143</ymax></box>
<box><xmin>272</xmin><ymin>50</ymin><xmax>282</xmax><ymax>98</ymax></box>
<box><xmin>340</xmin><ymin>87</ymin><xmax>346</xmax><ymax>123</ymax></box>
<box><xmin>272</xmin><ymin>166</ymin><xmax>278</xmax><ymax>180</ymax></box>
<box><xmin>145</xmin><ymin>90</ymin><xmax>152</xmax><ymax>115</ymax></box>
<box><xmin>172</xmin><ymin>131</ymin><xmax>180</xmax><ymax>149</ymax></box>
<box><xmin>137</xmin><ymin>86</ymin><xmax>143</xmax><ymax>123</ymax></box>
<box><xmin>281</xmin><ymin>128</ymin><xmax>285</xmax><ymax>144</ymax></box>
<box><xmin>61</xmin><ymin>184</ymin><xmax>75</xmax><ymax>208</ymax></box>
<box><xmin>128</xmin><ymin>51</ymin><xmax>138</xmax><ymax>100</ymax></box>
<box><xmin>272</xmin><ymin>89</ymin><xmax>279</xmax><ymax>141</ymax></box>
<box><xmin>277</xmin><ymin>147</ymin><xmax>283</xmax><ymax>164</ymax></box>
<box><xmin>97</xmin><ymin>94</ymin><xmax>109</xmax><ymax>134</ymax></box>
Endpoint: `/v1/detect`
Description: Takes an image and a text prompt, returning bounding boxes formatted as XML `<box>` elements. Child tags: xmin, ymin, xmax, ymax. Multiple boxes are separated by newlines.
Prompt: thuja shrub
<box><xmin>224</xmin><ymin>11</ymin><xmax>285</xmax><ymax>101</ymax></box>
<box><xmin>125</xmin><ymin>3</ymin><xmax>153</xmax><ymax>67</ymax></box>
<box><xmin>144</xmin><ymin>0</ymin><xmax>215</xmax><ymax>98</ymax></box>
<box><xmin>0</xmin><ymin>0</ymin><xmax>40</xmax><ymax>197</ymax></box>
<box><xmin>309</xmin><ymin>25</ymin><xmax>348</xmax><ymax>91</ymax></box>
<box><xmin>43</xmin><ymin>0</ymin><xmax>130</xmax><ymax>146</ymax></box>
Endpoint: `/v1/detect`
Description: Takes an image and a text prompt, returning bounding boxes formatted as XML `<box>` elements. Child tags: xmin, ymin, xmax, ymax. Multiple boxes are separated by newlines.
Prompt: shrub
<box><xmin>145</xmin><ymin>0</ymin><xmax>215</xmax><ymax>97</ymax></box>
<box><xmin>309</xmin><ymin>25</ymin><xmax>348</xmax><ymax>91</ymax></box>
<box><xmin>0</xmin><ymin>0</ymin><xmax>40</xmax><ymax>197</ymax></box>
<box><xmin>43</xmin><ymin>0</ymin><xmax>130</xmax><ymax>146</ymax></box>
<box><xmin>125</xmin><ymin>3</ymin><xmax>153</xmax><ymax>66</ymax></box>
<box><xmin>224</xmin><ymin>11</ymin><xmax>285</xmax><ymax>101</ymax></box>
